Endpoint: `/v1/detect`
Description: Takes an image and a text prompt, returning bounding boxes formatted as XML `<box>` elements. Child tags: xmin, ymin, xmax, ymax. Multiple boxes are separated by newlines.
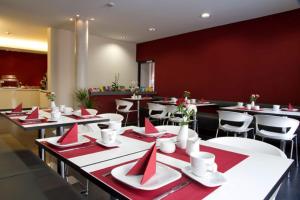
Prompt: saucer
<box><xmin>182</xmin><ymin>166</ymin><xmax>226</xmax><ymax>187</ymax></box>
<box><xmin>96</xmin><ymin>139</ymin><xmax>121</xmax><ymax>147</ymax></box>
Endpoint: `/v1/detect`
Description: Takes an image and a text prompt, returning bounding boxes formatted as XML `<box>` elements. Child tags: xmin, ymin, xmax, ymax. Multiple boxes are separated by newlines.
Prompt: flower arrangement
<box><xmin>183</xmin><ymin>91</ymin><xmax>191</xmax><ymax>99</ymax></box>
<box><xmin>74</xmin><ymin>89</ymin><xmax>93</xmax><ymax>108</ymax></box>
<box><xmin>129</xmin><ymin>80</ymin><xmax>139</xmax><ymax>94</ymax></box>
<box><xmin>111</xmin><ymin>73</ymin><xmax>120</xmax><ymax>91</ymax></box>
<box><xmin>175</xmin><ymin>98</ymin><xmax>195</xmax><ymax>125</ymax></box>
<box><xmin>46</xmin><ymin>92</ymin><xmax>56</xmax><ymax>101</ymax></box>
<box><xmin>250</xmin><ymin>94</ymin><xmax>260</xmax><ymax>102</ymax></box>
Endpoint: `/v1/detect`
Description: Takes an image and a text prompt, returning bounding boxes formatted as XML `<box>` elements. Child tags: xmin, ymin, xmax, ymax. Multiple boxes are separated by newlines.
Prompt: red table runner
<box><xmin>90</xmin><ymin>145</ymin><xmax>249</xmax><ymax>200</ymax></box>
<box><xmin>41</xmin><ymin>136</ymin><xmax>116</xmax><ymax>159</ymax></box>
<box><xmin>13</xmin><ymin>118</ymin><xmax>53</xmax><ymax>126</ymax></box>
<box><xmin>122</xmin><ymin>129</ymin><xmax>176</xmax><ymax>143</ymax></box>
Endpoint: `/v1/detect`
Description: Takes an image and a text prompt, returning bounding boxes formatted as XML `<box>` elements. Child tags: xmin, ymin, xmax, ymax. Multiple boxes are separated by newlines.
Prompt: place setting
<box><xmin>17</xmin><ymin>107</ymin><xmax>51</xmax><ymax>125</ymax></box>
<box><xmin>67</xmin><ymin>106</ymin><xmax>100</xmax><ymax>120</ymax></box>
<box><xmin>4</xmin><ymin>103</ymin><xmax>28</xmax><ymax>116</ymax></box>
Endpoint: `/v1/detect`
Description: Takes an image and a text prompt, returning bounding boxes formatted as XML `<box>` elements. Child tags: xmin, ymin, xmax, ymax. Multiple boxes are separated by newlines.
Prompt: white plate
<box><xmin>73</xmin><ymin>113</ymin><xmax>96</xmax><ymax>119</ymax></box>
<box><xmin>111</xmin><ymin>162</ymin><xmax>182</xmax><ymax>190</ymax></box>
<box><xmin>182</xmin><ymin>166</ymin><xmax>226</xmax><ymax>187</ymax></box>
<box><xmin>282</xmin><ymin>108</ymin><xmax>299</xmax><ymax>112</ymax></box>
<box><xmin>96</xmin><ymin>139</ymin><xmax>121</xmax><ymax>147</ymax></box>
<box><xmin>133</xmin><ymin>127</ymin><xmax>167</xmax><ymax>137</ymax></box>
<box><xmin>19</xmin><ymin>116</ymin><xmax>45</xmax><ymax>121</ymax></box>
<box><xmin>47</xmin><ymin>135</ymin><xmax>91</xmax><ymax>148</ymax></box>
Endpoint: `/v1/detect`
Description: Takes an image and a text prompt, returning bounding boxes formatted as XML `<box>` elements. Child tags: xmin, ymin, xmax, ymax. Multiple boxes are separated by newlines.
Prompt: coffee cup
<box><xmin>237</xmin><ymin>102</ymin><xmax>243</xmax><ymax>107</ymax></box>
<box><xmin>273</xmin><ymin>105</ymin><xmax>280</xmax><ymax>112</ymax></box>
<box><xmin>51</xmin><ymin>110</ymin><xmax>61</xmax><ymax>121</ymax></box>
<box><xmin>64</xmin><ymin>107</ymin><xmax>73</xmax><ymax>115</ymax></box>
<box><xmin>254</xmin><ymin>105</ymin><xmax>260</xmax><ymax>110</ymax></box>
<box><xmin>246</xmin><ymin>104</ymin><xmax>252</xmax><ymax>110</ymax></box>
<box><xmin>160</xmin><ymin>141</ymin><xmax>176</xmax><ymax>154</ymax></box>
<box><xmin>108</xmin><ymin>121</ymin><xmax>122</xmax><ymax>134</ymax></box>
<box><xmin>190</xmin><ymin>152</ymin><xmax>218</xmax><ymax>177</ymax></box>
<box><xmin>101</xmin><ymin>129</ymin><xmax>117</xmax><ymax>144</ymax></box>
<box><xmin>59</xmin><ymin>105</ymin><xmax>65</xmax><ymax>112</ymax></box>
<box><xmin>191</xmin><ymin>99</ymin><xmax>196</xmax><ymax>104</ymax></box>
<box><xmin>186</xmin><ymin>137</ymin><xmax>200</xmax><ymax>155</ymax></box>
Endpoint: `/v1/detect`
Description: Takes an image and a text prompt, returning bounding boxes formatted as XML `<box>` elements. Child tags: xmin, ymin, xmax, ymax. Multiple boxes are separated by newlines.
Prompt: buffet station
<box><xmin>0</xmin><ymin>75</ymin><xmax>50</xmax><ymax>110</ymax></box>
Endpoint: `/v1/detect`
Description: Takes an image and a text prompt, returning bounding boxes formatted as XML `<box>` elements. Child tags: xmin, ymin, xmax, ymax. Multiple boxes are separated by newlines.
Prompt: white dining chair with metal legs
<box><xmin>208</xmin><ymin>137</ymin><xmax>287</xmax><ymax>200</ymax></box>
<box><xmin>115</xmin><ymin>99</ymin><xmax>137</xmax><ymax>126</ymax></box>
<box><xmin>216</xmin><ymin>110</ymin><xmax>253</xmax><ymax>138</ymax></box>
<box><xmin>147</xmin><ymin>103</ymin><xmax>168</xmax><ymax>125</ymax></box>
<box><xmin>254</xmin><ymin>114</ymin><xmax>299</xmax><ymax>166</ymax></box>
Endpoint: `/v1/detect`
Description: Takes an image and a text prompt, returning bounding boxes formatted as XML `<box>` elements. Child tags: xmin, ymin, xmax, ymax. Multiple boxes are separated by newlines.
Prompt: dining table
<box><xmin>152</xmin><ymin>99</ymin><xmax>217</xmax><ymax>130</ymax></box>
<box><xmin>36</xmin><ymin>126</ymin><xmax>293</xmax><ymax>200</ymax></box>
<box><xmin>122</xmin><ymin>97</ymin><xmax>153</xmax><ymax>127</ymax></box>
<box><xmin>0</xmin><ymin>109</ymin><xmax>109</xmax><ymax>177</ymax></box>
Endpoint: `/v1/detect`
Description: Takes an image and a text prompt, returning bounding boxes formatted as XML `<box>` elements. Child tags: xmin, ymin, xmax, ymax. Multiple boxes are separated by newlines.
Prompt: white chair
<box><xmin>255</xmin><ymin>114</ymin><xmax>299</xmax><ymax>166</ymax></box>
<box><xmin>216</xmin><ymin>110</ymin><xmax>253</xmax><ymax>138</ymax></box>
<box><xmin>115</xmin><ymin>100</ymin><xmax>137</xmax><ymax>126</ymax></box>
<box><xmin>208</xmin><ymin>137</ymin><xmax>287</xmax><ymax>200</ymax></box>
<box><xmin>98</xmin><ymin>113</ymin><xmax>124</xmax><ymax>126</ymax></box>
<box><xmin>147</xmin><ymin>103</ymin><xmax>168</xmax><ymax>125</ymax></box>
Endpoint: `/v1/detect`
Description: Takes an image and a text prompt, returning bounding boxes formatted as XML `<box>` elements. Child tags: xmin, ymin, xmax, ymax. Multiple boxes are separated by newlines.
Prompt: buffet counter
<box><xmin>0</xmin><ymin>88</ymin><xmax>50</xmax><ymax>110</ymax></box>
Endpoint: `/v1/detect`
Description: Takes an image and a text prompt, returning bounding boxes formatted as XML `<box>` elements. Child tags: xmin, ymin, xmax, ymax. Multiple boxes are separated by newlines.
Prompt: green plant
<box><xmin>74</xmin><ymin>89</ymin><xmax>93</xmax><ymax>108</ymax></box>
<box><xmin>46</xmin><ymin>92</ymin><xmax>56</xmax><ymax>101</ymax></box>
<box><xmin>111</xmin><ymin>73</ymin><xmax>120</xmax><ymax>91</ymax></box>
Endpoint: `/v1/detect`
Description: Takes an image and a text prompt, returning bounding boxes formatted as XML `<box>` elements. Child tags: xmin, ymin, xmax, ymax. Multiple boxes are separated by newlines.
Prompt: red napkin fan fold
<box><xmin>26</xmin><ymin>108</ymin><xmax>39</xmax><ymax>119</ymax></box>
<box><xmin>127</xmin><ymin>143</ymin><xmax>157</xmax><ymax>184</ymax></box>
<box><xmin>81</xmin><ymin>106</ymin><xmax>91</xmax><ymax>115</ymax></box>
<box><xmin>12</xmin><ymin>103</ymin><xmax>22</xmax><ymax>112</ymax></box>
<box><xmin>57</xmin><ymin>123</ymin><xmax>78</xmax><ymax>144</ymax></box>
<box><xmin>145</xmin><ymin>118</ymin><xmax>159</xmax><ymax>134</ymax></box>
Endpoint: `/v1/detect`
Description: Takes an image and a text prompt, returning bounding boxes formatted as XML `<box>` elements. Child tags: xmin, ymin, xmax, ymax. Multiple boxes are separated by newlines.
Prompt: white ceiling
<box><xmin>0</xmin><ymin>0</ymin><xmax>299</xmax><ymax>43</ymax></box>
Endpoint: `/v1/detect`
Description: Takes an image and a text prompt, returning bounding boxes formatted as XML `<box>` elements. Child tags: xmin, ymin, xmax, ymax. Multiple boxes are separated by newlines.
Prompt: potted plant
<box><xmin>74</xmin><ymin>89</ymin><xmax>93</xmax><ymax>108</ymax></box>
<box><xmin>249</xmin><ymin>94</ymin><xmax>260</xmax><ymax>107</ymax></box>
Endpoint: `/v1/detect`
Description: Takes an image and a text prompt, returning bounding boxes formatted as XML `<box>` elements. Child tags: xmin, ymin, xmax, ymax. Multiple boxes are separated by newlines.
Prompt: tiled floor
<box><xmin>0</xmin><ymin>116</ymin><xmax>299</xmax><ymax>200</ymax></box>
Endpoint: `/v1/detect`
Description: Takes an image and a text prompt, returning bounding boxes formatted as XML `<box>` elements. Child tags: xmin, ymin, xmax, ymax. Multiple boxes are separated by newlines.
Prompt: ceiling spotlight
<box><xmin>106</xmin><ymin>2</ymin><xmax>116</xmax><ymax>7</ymax></box>
<box><xmin>76</xmin><ymin>14</ymin><xmax>80</xmax><ymax>18</ymax></box>
<box><xmin>148</xmin><ymin>27</ymin><xmax>156</xmax><ymax>32</ymax></box>
<box><xmin>90</xmin><ymin>18</ymin><xmax>95</xmax><ymax>21</ymax></box>
<box><xmin>201</xmin><ymin>13</ymin><xmax>210</xmax><ymax>18</ymax></box>
<box><xmin>69</xmin><ymin>18</ymin><xmax>74</xmax><ymax>21</ymax></box>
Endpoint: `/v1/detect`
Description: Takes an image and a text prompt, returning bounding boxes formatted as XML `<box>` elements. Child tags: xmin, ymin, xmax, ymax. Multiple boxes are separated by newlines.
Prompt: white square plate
<box><xmin>96</xmin><ymin>139</ymin><xmax>121</xmax><ymax>147</ymax></box>
<box><xmin>182</xmin><ymin>166</ymin><xmax>226</xmax><ymax>187</ymax></box>
<box><xmin>133</xmin><ymin>127</ymin><xmax>167</xmax><ymax>137</ymax></box>
<box><xmin>111</xmin><ymin>162</ymin><xmax>182</xmax><ymax>190</ymax></box>
<box><xmin>47</xmin><ymin>135</ymin><xmax>91</xmax><ymax>148</ymax></box>
<box><xmin>19</xmin><ymin>116</ymin><xmax>45</xmax><ymax>121</ymax></box>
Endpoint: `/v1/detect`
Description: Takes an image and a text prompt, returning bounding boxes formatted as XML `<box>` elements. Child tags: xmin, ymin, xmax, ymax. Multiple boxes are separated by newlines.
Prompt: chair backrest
<box><xmin>255</xmin><ymin>114</ymin><xmax>299</xmax><ymax>137</ymax></box>
<box><xmin>187</xmin><ymin>104</ymin><xmax>197</xmax><ymax>113</ymax></box>
<box><xmin>147</xmin><ymin>103</ymin><xmax>167</xmax><ymax>117</ymax></box>
<box><xmin>115</xmin><ymin>100</ymin><xmax>133</xmax><ymax>111</ymax></box>
<box><xmin>156</xmin><ymin>125</ymin><xmax>198</xmax><ymax>138</ymax></box>
<box><xmin>208</xmin><ymin>137</ymin><xmax>287</xmax><ymax>158</ymax></box>
<box><xmin>217</xmin><ymin>110</ymin><xmax>253</xmax><ymax>129</ymax></box>
<box><xmin>166</xmin><ymin>105</ymin><xmax>178</xmax><ymax>117</ymax></box>
<box><xmin>98</xmin><ymin>113</ymin><xmax>124</xmax><ymax>122</ymax></box>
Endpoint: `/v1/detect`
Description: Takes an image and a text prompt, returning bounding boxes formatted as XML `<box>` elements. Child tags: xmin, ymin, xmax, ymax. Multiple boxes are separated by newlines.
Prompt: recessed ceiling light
<box><xmin>201</xmin><ymin>13</ymin><xmax>210</xmax><ymax>18</ymax></box>
<box><xmin>106</xmin><ymin>2</ymin><xmax>116</xmax><ymax>7</ymax></box>
<box><xmin>69</xmin><ymin>18</ymin><xmax>74</xmax><ymax>21</ymax></box>
<box><xmin>76</xmin><ymin>14</ymin><xmax>80</xmax><ymax>18</ymax></box>
<box><xmin>148</xmin><ymin>27</ymin><xmax>156</xmax><ymax>32</ymax></box>
<box><xmin>90</xmin><ymin>18</ymin><xmax>95</xmax><ymax>21</ymax></box>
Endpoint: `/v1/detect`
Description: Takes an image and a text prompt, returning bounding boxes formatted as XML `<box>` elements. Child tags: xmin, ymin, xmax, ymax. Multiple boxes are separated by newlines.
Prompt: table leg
<box><xmin>56</xmin><ymin>126</ymin><xmax>66</xmax><ymax>178</ymax></box>
<box><xmin>137</xmin><ymin>100</ymin><xmax>140</xmax><ymax>127</ymax></box>
<box><xmin>38</xmin><ymin>129</ymin><xmax>46</xmax><ymax>161</ymax></box>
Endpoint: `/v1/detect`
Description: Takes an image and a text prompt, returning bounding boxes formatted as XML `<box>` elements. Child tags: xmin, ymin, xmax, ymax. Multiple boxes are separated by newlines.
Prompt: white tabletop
<box><xmin>82</xmin><ymin>140</ymin><xmax>293</xmax><ymax>200</ymax></box>
<box><xmin>220</xmin><ymin>106</ymin><xmax>300</xmax><ymax>117</ymax></box>
<box><xmin>122</xmin><ymin>97</ymin><xmax>153</xmax><ymax>101</ymax></box>
<box><xmin>1</xmin><ymin>110</ymin><xmax>109</xmax><ymax>130</ymax></box>
<box><xmin>152</xmin><ymin>100</ymin><xmax>216</xmax><ymax>107</ymax></box>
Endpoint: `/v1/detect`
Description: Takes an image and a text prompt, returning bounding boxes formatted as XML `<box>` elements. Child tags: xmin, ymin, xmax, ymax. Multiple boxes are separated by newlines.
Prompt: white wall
<box><xmin>48</xmin><ymin>28</ymin><xmax>137</xmax><ymax>106</ymax></box>
<box><xmin>88</xmin><ymin>35</ymin><xmax>137</xmax><ymax>87</ymax></box>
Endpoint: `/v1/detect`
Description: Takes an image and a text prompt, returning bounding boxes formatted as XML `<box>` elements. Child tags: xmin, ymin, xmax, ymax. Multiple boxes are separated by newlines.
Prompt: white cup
<box><xmin>191</xmin><ymin>99</ymin><xmax>196</xmax><ymax>104</ymax></box>
<box><xmin>273</xmin><ymin>105</ymin><xmax>280</xmax><ymax>112</ymax></box>
<box><xmin>101</xmin><ymin>129</ymin><xmax>117</xmax><ymax>144</ymax></box>
<box><xmin>51</xmin><ymin>110</ymin><xmax>61</xmax><ymax>120</ymax></box>
<box><xmin>64</xmin><ymin>107</ymin><xmax>73</xmax><ymax>115</ymax></box>
<box><xmin>59</xmin><ymin>105</ymin><xmax>65</xmax><ymax>112</ymax></box>
<box><xmin>190</xmin><ymin>152</ymin><xmax>218</xmax><ymax>177</ymax></box>
<box><xmin>137</xmin><ymin>95</ymin><xmax>142</xmax><ymax>99</ymax></box>
<box><xmin>246</xmin><ymin>104</ymin><xmax>252</xmax><ymax>110</ymax></box>
<box><xmin>186</xmin><ymin>137</ymin><xmax>200</xmax><ymax>155</ymax></box>
<box><xmin>254</xmin><ymin>105</ymin><xmax>260</xmax><ymax>110</ymax></box>
<box><xmin>237</xmin><ymin>102</ymin><xmax>243</xmax><ymax>107</ymax></box>
<box><xmin>171</xmin><ymin>97</ymin><xmax>177</xmax><ymax>103</ymax></box>
<box><xmin>108</xmin><ymin>121</ymin><xmax>122</xmax><ymax>134</ymax></box>
<box><xmin>160</xmin><ymin>141</ymin><xmax>176</xmax><ymax>154</ymax></box>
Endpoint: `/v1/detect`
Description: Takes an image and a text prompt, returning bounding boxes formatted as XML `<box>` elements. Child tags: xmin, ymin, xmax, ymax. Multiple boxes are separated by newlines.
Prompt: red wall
<box><xmin>137</xmin><ymin>9</ymin><xmax>300</xmax><ymax>105</ymax></box>
<box><xmin>0</xmin><ymin>50</ymin><xmax>47</xmax><ymax>86</ymax></box>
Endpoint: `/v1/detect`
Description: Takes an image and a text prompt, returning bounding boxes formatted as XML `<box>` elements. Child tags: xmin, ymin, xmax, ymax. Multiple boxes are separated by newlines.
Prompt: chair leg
<box><xmin>290</xmin><ymin>140</ymin><xmax>294</xmax><ymax>160</ymax></box>
<box><xmin>295</xmin><ymin>136</ymin><xmax>299</xmax><ymax>167</ymax></box>
<box><xmin>125</xmin><ymin>113</ymin><xmax>129</xmax><ymax>126</ymax></box>
<box><xmin>215</xmin><ymin>128</ymin><xmax>219</xmax><ymax>138</ymax></box>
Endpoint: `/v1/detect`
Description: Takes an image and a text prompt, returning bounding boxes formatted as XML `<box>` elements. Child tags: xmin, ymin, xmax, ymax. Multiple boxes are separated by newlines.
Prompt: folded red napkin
<box><xmin>288</xmin><ymin>103</ymin><xmax>294</xmax><ymax>110</ymax></box>
<box><xmin>145</xmin><ymin>118</ymin><xmax>159</xmax><ymax>133</ymax></box>
<box><xmin>26</xmin><ymin>108</ymin><xmax>39</xmax><ymax>119</ymax></box>
<box><xmin>57</xmin><ymin>123</ymin><xmax>78</xmax><ymax>144</ymax></box>
<box><xmin>127</xmin><ymin>143</ymin><xmax>157</xmax><ymax>184</ymax></box>
<box><xmin>81</xmin><ymin>106</ymin><xmax>91</xmax><ymax>115</ymax></box>
<box><xmin>12</xmin><ymin>103</ymin><xmax>22</xmax><ymax>112</ymax></box>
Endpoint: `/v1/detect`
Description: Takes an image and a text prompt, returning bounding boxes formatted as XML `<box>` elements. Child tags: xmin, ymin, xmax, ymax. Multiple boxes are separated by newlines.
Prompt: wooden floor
<box><xmin>0</xmin><ymin>116</ymin><xmax>299</xmax><ymax>200</ymax></box>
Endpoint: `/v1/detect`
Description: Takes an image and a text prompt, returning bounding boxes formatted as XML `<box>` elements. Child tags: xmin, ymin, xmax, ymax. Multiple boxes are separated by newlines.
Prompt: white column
<box><xmin>75</xmin><ymin>18</ymin><xmax>89</xmax><ymax>89</ymax></box>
